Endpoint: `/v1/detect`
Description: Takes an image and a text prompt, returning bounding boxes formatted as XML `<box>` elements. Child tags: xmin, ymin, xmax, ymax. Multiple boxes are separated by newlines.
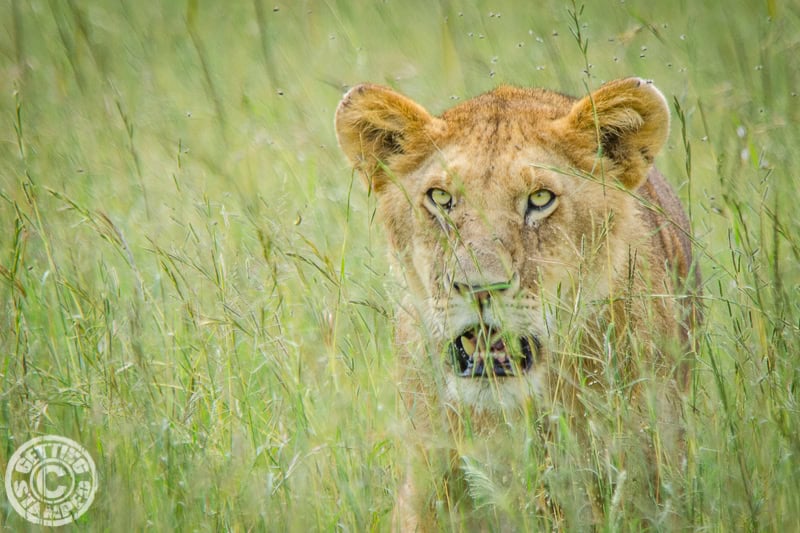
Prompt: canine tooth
<box><xmin>461</xmin><ymin>335</ymin><xmax>476</xmax><ymax>355</ymax></box>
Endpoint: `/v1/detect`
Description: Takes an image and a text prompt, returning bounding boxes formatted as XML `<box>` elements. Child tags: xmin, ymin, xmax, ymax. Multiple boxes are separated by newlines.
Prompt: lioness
<box><xmin>335</xmin><ymin>78</ymin><xmax>699</xmax><ymax>529</ymax></box>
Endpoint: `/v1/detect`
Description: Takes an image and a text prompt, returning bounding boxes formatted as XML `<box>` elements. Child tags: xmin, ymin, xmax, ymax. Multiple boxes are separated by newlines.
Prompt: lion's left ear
<box><xmin>561</xmin><ymin>77</ymin><xmax>670</xmax><ymax>189</ymax></box>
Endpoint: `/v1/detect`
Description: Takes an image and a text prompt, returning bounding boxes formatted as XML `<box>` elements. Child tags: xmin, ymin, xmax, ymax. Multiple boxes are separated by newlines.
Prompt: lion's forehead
<box><xmin>413</xmin><ymin>142</ymin><xmax>569</xmax><ymax>199</ymax></box>
<box><xmin>440</xmin><ymin>86</ymin><xmax>574</xmax><ymax>124</ymax></box>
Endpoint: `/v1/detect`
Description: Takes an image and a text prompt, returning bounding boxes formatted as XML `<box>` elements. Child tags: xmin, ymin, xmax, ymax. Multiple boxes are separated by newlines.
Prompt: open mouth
<box><xmin>448</xmin><ymin>327</ymin><xmax>538</xmax><ymax>378</ymax></box>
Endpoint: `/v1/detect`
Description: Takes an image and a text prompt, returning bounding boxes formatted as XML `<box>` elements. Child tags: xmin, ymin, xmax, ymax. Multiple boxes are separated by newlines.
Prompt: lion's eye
<box><xmin>528</xmin><ymin>189</ymin><xmax>556</xmax><ymax>211</ymax></box>
<box><xmin>428</xmin><ymin>188</ymin><xmax>454</xmax><ymax>210</ymax></box>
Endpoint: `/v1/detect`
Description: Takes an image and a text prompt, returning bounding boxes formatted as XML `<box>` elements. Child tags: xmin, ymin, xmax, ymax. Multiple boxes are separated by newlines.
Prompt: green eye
<box><xmin>528</xmin><ymin>189</ymin><xmax>555</xmax><ymax>210</ymax></box>
<box><xmin>428</xmin><ymin>188</ymin><xmax>453</xmax><ymax>209</ymax></box>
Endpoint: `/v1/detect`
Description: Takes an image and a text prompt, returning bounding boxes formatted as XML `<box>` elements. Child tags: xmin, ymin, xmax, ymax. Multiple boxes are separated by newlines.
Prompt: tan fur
<box><xmin>335</xmin><ymin>78</ymin><xmax>699</xmax><ymax>529</ymax></box>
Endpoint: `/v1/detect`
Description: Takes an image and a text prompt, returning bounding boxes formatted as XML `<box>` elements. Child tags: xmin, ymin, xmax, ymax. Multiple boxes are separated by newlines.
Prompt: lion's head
<box><xmin>335</xmin><ymin>78</ymin><xmax>673</xmax><ymax>409</ymax></box>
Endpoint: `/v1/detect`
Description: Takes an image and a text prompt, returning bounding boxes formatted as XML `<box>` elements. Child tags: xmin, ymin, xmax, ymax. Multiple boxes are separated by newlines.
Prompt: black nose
<box><xmin>452</xmin><ymin>280</ymin><xmax>513</xmax><ymax>307</ymax></box>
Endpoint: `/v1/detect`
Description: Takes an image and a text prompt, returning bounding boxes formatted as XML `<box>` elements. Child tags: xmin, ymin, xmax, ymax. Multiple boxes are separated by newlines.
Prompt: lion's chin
<box><xmin>442</xmin><ymin>369</ymin><xmax>545</xmax><ymax>413</ymax></box>
<box><xmin>447</xmin><ymin>326</ymin><xmax>539</xmax><ymax>378</ymax></box>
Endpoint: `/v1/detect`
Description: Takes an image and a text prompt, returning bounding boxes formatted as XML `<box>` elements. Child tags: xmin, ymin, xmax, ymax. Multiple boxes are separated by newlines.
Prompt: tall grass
<box><xmin>0</xmin><ymin>0</ymin><xmax>798</xmax><ymax>530</ymax></box>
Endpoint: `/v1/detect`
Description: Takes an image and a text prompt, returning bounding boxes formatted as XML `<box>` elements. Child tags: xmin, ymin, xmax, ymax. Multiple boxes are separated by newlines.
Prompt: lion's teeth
<box><xmin>490</xmin><ymin>338</ymin><xmax>505</xmax><ymax>352</ymax></box>
<box><xmin>461</xmin><ymin>335</ymin><xmax>476</xmax><ymax>356</ymax></box>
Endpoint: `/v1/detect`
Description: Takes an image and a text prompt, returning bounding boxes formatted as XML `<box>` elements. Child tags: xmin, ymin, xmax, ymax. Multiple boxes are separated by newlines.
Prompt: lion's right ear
<box><xmin>334</xmin><ymin>84</ymin><xmax>441</xmax><ymax>191</ymax></box>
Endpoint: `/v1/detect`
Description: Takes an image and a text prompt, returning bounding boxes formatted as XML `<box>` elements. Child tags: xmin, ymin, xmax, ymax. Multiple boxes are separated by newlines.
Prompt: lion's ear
<box><xmin>562</xmin><ymin>77</ymin><xmax>670</xmax><ymax>189</ymax></box>
<box><xmin>335</xmin><ymin>84</ymin><xmax>441</xmax><ymax>191</ymax></box>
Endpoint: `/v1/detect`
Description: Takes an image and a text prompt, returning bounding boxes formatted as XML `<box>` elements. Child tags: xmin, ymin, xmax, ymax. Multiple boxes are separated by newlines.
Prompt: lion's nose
<box><xmin>451</xmin><ymin>273</ymin><xmax>519</xmax><ymax>306</ymax></box>
<box><xmin>452</xmin><ymin>282</ymin><xmax>494</xmax><ymax>306</ymax></box>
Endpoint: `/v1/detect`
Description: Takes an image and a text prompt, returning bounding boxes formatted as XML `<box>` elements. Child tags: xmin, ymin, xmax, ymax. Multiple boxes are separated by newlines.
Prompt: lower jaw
<box><xmin>442</xmin><ymin>375</ymin><xmax>539</xmax><ymax>413</ymax></box>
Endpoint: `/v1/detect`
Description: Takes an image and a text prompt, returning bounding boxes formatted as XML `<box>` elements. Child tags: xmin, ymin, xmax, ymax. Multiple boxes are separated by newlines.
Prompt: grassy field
<box><xmin>1</xmin><ymin>0</ymin><xmax>799</xmax><ymax>530</ymax></box>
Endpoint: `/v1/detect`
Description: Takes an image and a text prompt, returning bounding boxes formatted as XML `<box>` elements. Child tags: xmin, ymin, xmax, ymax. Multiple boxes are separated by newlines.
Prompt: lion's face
<box><xmin>396</xmin><ymin>143</ymin><xmax>642</xmax><ymax>407</ymax></box>
<box><xmin>335</xmin><ymin>79</ymin><xmax>670</xmax><ymax>409</ymax></box>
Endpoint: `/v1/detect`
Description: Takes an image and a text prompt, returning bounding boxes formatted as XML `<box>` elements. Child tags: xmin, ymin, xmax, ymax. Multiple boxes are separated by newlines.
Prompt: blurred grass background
<box><xmin>1</xmin><ymin>0</ymin><xmax>799</xmax><ymax>529</ymax></box>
